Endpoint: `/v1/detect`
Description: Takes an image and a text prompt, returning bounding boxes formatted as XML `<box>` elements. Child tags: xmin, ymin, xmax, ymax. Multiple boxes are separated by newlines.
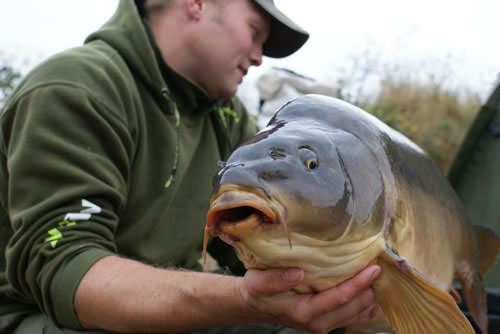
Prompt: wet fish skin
<box><xmin>205</xmin><ymin>95</ymin><xmax>500</xmax><ymax>334</ymax></box>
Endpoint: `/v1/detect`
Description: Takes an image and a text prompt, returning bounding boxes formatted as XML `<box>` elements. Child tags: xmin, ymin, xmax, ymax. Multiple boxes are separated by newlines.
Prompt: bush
<box><xmin>335</xmin><ymin>55</ymin><xmax>481</xmax><ymax>171</ymax></box>
<box><xmin>0</xmin><ymin>53</ymin><xmax>22</xmax><ymax>107</ymax></box>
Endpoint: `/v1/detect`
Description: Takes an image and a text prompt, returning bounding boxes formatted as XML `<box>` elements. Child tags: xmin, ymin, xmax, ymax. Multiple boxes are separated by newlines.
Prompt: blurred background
<box><xmin>1</xmin><ymin>0</ymin><xmax>500</xmax><ymax>171</ymax></box>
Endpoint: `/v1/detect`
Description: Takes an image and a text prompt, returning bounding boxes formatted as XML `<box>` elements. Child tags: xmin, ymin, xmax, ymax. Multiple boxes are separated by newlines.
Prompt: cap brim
<box><xmin>253</xmin><ymin>0</ymin><xmax>309</xmax><ymax>58</ymax></box>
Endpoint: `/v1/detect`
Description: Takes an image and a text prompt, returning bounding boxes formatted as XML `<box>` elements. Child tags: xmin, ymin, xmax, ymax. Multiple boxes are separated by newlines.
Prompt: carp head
<box><xmin>204</xmin><ymin>98</ymin><xmax>388</xmax><ymax>291</ymax></box>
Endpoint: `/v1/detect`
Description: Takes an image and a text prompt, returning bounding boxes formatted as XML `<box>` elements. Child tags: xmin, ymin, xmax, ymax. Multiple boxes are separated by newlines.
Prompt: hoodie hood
<box><xmin>85</xmin><ymin>0</ymin><xmax>165</xmax><ymax>102</ymax></box>
<box><xmin>84</xmin><ymin>0</ymin><xmax>215</xmax><ymax>114</ymax></box>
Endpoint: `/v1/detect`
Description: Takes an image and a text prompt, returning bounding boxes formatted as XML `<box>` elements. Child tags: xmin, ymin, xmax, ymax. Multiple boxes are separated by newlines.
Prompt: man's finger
<box><xmin>335</xmin><ymin>303</ymin><xmax>381</xmax><ymax>329</ymax></box>
<box><xmin>308</xmin><ymin>265</ymin><xmax>380</xmax><ymax>314</ymax></box>
<box><xmin>306</xmin><ymin>290</ymin><xmax>380</xmax><ymax>333</ymax></box>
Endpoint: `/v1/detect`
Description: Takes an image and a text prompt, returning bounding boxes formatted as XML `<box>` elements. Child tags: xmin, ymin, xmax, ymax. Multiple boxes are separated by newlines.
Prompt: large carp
<box><xmin>203</xmin><ymin>95</ymin><xmax>500</xmax><ymax>334</ymax></box>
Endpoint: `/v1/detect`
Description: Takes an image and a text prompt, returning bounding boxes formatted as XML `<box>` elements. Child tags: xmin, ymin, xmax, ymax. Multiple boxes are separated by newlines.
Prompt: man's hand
<box><xmin>75</xmin><ymin>256</ymin><xmax>379</xmax><ymax>333</ymax></box>
<box><xmin>239</xmin><ymin>265</ymin><xmax>381</xmax><ymax>334</ymax></box>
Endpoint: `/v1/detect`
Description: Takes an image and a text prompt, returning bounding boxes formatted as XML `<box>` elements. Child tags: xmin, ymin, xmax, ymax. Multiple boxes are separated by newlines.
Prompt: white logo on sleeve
<box><xmin>45</xmin><ymin>199</ymin><xmax>103</xmax><ymax>248</ymax></box>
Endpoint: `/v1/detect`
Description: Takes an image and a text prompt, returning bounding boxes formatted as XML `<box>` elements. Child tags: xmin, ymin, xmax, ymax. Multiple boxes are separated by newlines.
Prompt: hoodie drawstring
<box><xmin>161</xmin><ymin>88</ymin><xmax>180</xmax><ymax>188</ymax></box>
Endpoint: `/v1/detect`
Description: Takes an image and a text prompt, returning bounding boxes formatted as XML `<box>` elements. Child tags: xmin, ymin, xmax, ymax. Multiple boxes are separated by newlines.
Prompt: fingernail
<box><xmin>369</xmin><ymin>265</ymin><xmax>381</xmax><ymax>281</ymax></box>
<box><xmin>283</xmin><ymin>269</ymin><xmax>303</xmax><ymax>282</ymax></box>
<box><xmin>369</xmin><ymin>305</ymin><xmax>380</xmax><ymax>318</ymax></box>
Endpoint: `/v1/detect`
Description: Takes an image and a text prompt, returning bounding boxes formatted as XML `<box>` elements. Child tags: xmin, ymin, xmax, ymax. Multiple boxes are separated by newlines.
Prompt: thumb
<box><xmin>244</xmin><ymin>268</ymin><xmax>304</xmax><ymax>295</ymax></box>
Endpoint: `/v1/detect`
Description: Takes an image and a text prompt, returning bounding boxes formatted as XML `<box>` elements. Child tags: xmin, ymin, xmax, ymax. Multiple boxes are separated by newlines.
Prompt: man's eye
<box><xmin>250</xmin><ymin>26</ymin><xmax>259</xmax><ymax>39</ymax></box>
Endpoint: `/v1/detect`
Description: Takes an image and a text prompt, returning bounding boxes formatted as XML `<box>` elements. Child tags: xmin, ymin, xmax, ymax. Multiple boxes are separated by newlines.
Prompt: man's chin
<box><xmin>214</xmin><ymin>87</ymin><xmax>238</xmax><ymax>99</ymax></box>
<box><xmin>203</xmin><ymin>79</ymin><xmax>239</xmax><ymax>99</ymax></box>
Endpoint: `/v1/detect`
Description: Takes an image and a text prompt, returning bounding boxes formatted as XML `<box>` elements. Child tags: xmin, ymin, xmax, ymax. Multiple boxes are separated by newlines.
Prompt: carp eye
<box><xmin>298</xmin><ymin>146</ymin><xmax>318</xmax><ymax>170</ymax></box>
<box><xmin>305</xmin><ymin>158</ymin><xmax>318</xmax><ymax>170</ymax></box>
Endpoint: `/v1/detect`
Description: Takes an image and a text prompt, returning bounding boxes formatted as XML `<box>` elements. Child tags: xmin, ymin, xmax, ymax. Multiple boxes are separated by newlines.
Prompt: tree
<box><xmin>0</xmin><ymin>54</ymin><xmax>22</xmax><ymax>108</ymax></box>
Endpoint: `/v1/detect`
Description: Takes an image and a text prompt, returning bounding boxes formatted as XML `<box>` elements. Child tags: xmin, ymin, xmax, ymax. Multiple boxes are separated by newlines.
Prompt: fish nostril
<box><xmin>270</xmin><ymin>147</ymin><xmax>286</xmax><ymax>160</ymax></box>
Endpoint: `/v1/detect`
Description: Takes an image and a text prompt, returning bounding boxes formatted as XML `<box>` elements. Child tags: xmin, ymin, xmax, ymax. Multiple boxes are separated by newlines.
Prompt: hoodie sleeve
<box><xmin>1</xmin><ymin>80</ymin><xmax>134</xmax><ymax>328</ymax></box>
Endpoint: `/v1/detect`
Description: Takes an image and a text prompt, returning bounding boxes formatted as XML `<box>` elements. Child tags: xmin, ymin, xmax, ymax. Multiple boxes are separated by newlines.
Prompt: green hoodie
<box><xmin>0</xmin><ymin>0</ymin><xmax>256</xmax><ymax>329</ymax></box>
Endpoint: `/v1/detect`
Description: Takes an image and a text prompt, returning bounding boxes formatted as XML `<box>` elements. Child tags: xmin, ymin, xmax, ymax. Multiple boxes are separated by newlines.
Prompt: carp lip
<box><xmin>202</xmin><ymin>188</ymin><xmax>291</xmax><ymax>264</ymax></box>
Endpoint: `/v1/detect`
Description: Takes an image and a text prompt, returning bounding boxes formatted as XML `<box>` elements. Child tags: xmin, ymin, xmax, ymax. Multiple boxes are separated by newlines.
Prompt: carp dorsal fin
<box><xmin>473</xmin><ymin>224</ymin><xmax>500</xmax><ymax>275</ymax></box>
<box><xmin>373</xmin><ymin>248</ymin><xmax>475</xmax><ymax>334</ymax></box>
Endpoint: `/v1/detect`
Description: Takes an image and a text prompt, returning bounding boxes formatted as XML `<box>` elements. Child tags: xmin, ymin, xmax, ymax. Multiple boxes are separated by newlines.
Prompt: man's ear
<box><xmin>185</xmin><ymin>0</ymin><xmax>204</xmax><ymax>20</ymax></box>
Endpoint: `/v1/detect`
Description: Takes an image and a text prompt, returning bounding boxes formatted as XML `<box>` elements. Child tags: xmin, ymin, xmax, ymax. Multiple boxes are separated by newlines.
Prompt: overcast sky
<box><xmin>2</xmin><ymin>0</ymin><xmax>499</xmax><ymax>109</ymax></box>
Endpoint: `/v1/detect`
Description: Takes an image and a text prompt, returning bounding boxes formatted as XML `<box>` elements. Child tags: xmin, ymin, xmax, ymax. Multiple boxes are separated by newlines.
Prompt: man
<box><xmin>0</xmin><ymin>0</ymin><xmax>381</xmax><ymax>333</ymax></box>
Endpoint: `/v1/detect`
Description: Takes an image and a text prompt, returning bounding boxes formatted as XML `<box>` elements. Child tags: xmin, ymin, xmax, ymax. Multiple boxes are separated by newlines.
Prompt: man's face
<box><xmin>191</xmin><ymin>0</ymin><xmax>271</xmax><ymax>98</ymax></box>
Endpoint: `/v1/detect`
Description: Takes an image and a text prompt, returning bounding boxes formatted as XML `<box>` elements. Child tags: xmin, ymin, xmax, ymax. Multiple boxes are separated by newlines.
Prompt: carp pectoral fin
<box><xmin>374</xmin><ymin>248</ymin><xmax>475</xmax><ymax>334</ymax></box>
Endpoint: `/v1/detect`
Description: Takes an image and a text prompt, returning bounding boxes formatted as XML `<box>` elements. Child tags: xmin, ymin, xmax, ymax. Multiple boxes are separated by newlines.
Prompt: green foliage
<box><xmin>364</xmin><ymin>77</ymin><xmax>479</xmax><ymax>170</ymax></box>
<box><xmin>335</xmin><ymin>54</ymin><xmax>481</xmax><ymax>171</ymax></box>
<box><xmin>0</xmin><ymin>53</ymin><xmax>22</xmax><ymax>107</ymax></box>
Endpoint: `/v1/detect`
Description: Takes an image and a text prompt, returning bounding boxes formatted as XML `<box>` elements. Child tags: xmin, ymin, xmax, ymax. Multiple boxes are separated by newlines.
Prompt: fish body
<box><xmin>204</xmin><ymin>95</ymin><xmax>500</xmax><ymax>334</ymax></box>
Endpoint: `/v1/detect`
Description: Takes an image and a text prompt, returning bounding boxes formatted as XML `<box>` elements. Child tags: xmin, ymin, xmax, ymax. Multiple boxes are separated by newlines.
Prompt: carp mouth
<box><xmin>206</xmin><ymin>203</ymin><xmax>277</xmax><ymax>239</ymax></box>
<box><xmin>202</xmin><ymin>187</ymin><xmax>291</xmax><ymax>263</ymax></box>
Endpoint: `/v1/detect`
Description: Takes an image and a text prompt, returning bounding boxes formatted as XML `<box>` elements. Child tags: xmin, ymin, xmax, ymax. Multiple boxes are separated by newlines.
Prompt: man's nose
<box><xmin>249</xmin><ymin>46</ymin><xmax>263</xmax><ymax>66</ymax></box>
